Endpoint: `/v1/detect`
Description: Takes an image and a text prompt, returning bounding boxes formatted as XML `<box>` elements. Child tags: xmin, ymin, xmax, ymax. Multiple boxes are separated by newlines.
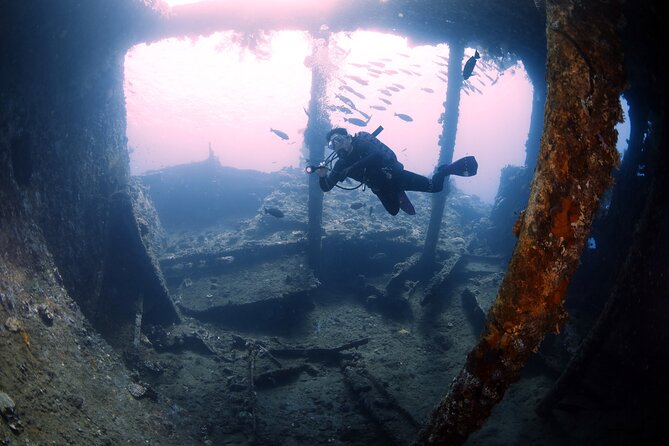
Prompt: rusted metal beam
<box><xmin>415</xmin><ymin>0</ymin><xmax>625</xmax><ymax>444</ymax></box>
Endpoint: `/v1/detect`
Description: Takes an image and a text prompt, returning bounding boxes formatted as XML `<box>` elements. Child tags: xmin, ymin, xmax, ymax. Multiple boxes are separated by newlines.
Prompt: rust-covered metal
<box><xmin>415</xmin><ymin>1</ymin><xmax>626</xmax><ymax>444</ymax></box>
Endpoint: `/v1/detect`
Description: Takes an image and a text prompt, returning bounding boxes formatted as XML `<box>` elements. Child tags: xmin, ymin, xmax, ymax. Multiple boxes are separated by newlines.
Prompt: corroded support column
<box><xmin>421</xmin><ymin>40</ymin><xmax>464</xmax><ymax>267</ymax></box>
<box><xmin>415</xmin><ymin>1</ymin><xmax>625</xmax><ymax>444</ymax></box>
<box><xmin>304</xmin><ymin>34</ymin><xmax>332</xmax><ymax>272</ymax></box>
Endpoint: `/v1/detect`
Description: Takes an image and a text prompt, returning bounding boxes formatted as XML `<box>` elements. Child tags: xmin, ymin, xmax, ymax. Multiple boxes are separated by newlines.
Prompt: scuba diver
<box><xmin>310</xmin><ymin>127</ymin><xmax>478</xmax><ymax>215</ymax></box>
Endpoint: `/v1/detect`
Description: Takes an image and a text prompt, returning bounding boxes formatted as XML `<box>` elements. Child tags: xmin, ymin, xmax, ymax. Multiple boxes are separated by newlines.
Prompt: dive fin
<box><xmin>398</xmin><ymin>191</ymin><xmax>416</xmax><ymax>215</ymax></box>
<box><xmin>445</xmin><ymin>156</ymin><xmax>478</xmax><ymax>177</ymax></box>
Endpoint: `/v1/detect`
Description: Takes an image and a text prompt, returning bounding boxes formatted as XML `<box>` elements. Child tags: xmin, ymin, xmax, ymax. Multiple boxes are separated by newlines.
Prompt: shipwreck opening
<box><xmin>3</xmin><ymin>1</ymin><xmax>666</xmax><ymax>445</ymax></box>
<box><xmin>124</xmin><ymin>31</ymin><xmax>532</xmax><ymax>207</ymax></box>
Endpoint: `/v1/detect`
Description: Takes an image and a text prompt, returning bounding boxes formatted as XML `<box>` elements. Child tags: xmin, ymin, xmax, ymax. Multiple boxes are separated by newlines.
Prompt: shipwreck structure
<box><xmin>1</xmin><ymin>0</ymin><xmax>667</xmax><ymax>444</ymax></box>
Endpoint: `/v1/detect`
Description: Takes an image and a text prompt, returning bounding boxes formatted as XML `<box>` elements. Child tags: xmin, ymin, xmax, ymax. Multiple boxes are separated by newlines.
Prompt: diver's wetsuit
<box><xmin>319</xmin><ymin>132</ymin><xmax>449</xmax><ymax>215</ymax></box>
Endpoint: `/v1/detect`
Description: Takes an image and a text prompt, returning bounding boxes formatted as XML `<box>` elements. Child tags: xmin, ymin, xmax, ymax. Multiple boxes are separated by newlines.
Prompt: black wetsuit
<box><xmin>319</xmin><ymin>132</ymin><xmax>449</xmax><ymax>215</ymax></box>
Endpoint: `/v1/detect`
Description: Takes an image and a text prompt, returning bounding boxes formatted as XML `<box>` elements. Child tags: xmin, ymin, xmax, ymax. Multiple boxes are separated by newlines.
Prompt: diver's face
<box><xmin>328</xmin><ymin>134</ymin><xmax>352</xmax><ymax>155</ymax></box>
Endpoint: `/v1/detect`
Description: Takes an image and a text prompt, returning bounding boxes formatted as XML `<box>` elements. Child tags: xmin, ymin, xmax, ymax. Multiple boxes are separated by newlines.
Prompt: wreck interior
<box><xmin>1</xmin><ymin>1</ymin><xmax>668</xmax><ymax>445</ymax></box>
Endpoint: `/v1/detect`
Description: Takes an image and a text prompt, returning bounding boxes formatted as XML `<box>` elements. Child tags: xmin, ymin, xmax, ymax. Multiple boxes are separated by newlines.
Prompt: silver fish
<box><xmin>394</xmin><ymin>113</ymin><xmax>413</xmax><ymax>122</ymax></box>
<box><xmin>335</xmin><ymin>94</ymin><xmax>356</xmax><ymax>110</ymax></box>
<box><xmin>345</xmin><ymin>117</ymin><xmax>368</xmax><ymax>127</ymax></box>
<box><xmin>270</xmin><ymin>128</ymin><xmax>289</xmax><ymax>140</ymax></box>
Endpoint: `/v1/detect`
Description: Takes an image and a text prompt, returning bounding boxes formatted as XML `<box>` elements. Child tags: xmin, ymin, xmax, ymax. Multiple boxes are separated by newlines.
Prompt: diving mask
<box><xmin>327</xmin><ymin>134</ymin><xmax>348</xmax><ymax>153</ymax></box>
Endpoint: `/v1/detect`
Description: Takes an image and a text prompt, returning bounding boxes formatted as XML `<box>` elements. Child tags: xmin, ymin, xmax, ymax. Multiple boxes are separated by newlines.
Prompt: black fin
<box><xmin>398</xmin><ymin>191</ymin><xmax>416</xmax><ymax>215</ymax></box>
<box><xmin>446</xmin><ymin>156</ymin><xmax>478</xmax><ymax>177</ymax></box>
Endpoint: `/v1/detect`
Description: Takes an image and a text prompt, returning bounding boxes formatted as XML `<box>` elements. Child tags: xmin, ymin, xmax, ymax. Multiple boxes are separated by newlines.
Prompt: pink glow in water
<box><xmin>125</xmin><ymin>26</ymin><xmax>532</xmax><ymax>202</ymax></box>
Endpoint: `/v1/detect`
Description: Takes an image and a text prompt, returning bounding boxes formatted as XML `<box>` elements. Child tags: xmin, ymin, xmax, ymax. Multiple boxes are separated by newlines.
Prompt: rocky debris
<box><xmin>253</xmin><ymin>364</ymin><xmax>319</xmax><ymax>389</ymax></box>
<box><xmin>126</xmin><ymin>382</ymin><xmax>156</xmax><ymax>400</ymax></box>
<box><xmin>65</xmin><ymin>394</ymin><xmax>84</xmax><ymax>410</ymax></box>
<box><xmin>461</xmin><ymin>288</ymin><xmax>487</xmax><ymax>334</ymax></box>
<box><xmin>0</xmin><ymin>391</ymin><xmax>23</xmax><ymax>434</ymax></box>
<box><xmin>0</xmin><ymin>291</ymin><xmax>16</xmax><ymax>311</ymax></box>
<box><xmin>37</xmin><ymin>304</ymin><xmax>54</xmax><ymax>326</ymax></box>
<box><xmin>421</xmin><ymin>254</ymin><xmax>464</xmax><ymax>306</ymax></box>
<box><xmin>269</xmin><ymin>338</ymin><xmax>369</xmax><ymax>364</ymax></box>
<box><xmin>126</xmin><ymin>382</ymin><xmax>148</xmax><ymax>399</ymax></box>
<box><xmin>3</xmin><ymin>317</ymin><xmax>21</xmax><ymax>332</ymax></box>
<box><xmin>145</xmin><ymin>325</ymin><xmax>219</xmax><ymax>356</ymax></box>
<box><xmin>341</xmin><ymin>361</ymin><xmax>419</xmax><ymax>445</ymax></box>
<box><xmin>164</xmin><ymin>252</ymin><xmax>316</xmax><ymax>308</ymax></box>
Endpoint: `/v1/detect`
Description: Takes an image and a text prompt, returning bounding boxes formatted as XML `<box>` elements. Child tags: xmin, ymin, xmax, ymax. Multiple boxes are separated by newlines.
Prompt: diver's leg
<box><xmin>374</xmin><ymin>189</ymin><xmax>400</xmax><ymax>215</ymax></box>
<box><xmin>398</xmin><ymin>170</ymin><xmax>437</xmax><ymax>192</ymax></box>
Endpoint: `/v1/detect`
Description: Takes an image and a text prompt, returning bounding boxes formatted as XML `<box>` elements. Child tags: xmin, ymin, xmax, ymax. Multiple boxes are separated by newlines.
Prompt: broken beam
<box><xmin>415</xmin><ymin>1</ymin><xmax>625</xmax><ymax>444</ymax></box>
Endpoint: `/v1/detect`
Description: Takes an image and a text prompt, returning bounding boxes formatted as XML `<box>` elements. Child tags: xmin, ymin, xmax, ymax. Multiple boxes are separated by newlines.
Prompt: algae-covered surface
<box><xmin>0</xmin><ymin>167</ymin><xmax>635</xmax><ymax>445</ymax></box>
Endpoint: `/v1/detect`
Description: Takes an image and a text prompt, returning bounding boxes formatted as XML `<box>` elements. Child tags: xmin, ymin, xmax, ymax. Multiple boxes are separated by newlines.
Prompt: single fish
<box><xmin>350</xmin><ymin>202</ymin><xmax>365</xmax><ymax>210</ymax></box>
<box><xmin>399</xmin><ymin>68</ymin><xmax>413</xmax><ymax>75</ymax></box>
<box><xmin>421</xmin><ymin>87</ymin><xmax>435</xmax><ymax>93</ymax></box>
<box><xmin>344</xmin><ymin>74</ymin><xmax>369</xmax><ymax>86</ymax></box>
<box><xmin>392</xmin><ymin>83</ymin><xmax>406</xmax><ymax>89</ymax></box>
<box><xmin>370</xmin><ymin>105</ymin><xmax>387</xmax><ymax>111</ymax></box>
<box><xmin>350</xmin><ymin>90</ymin><xmax>366</xmax><ymax>99</ymax></box>
<box><xmin>344</xmin><ymin>117</ymin><xmax>369</xmax><ymax>127</ymax></box>
<box><xmin>369</xmin><ymin>61</ymin><xmax>386</xmax><ymax>68</ymax></box>
<box><xmin>264</xmin><ymin>207</ymin><xmax>285</xmax><ymax>218</ymax></box>
<box><xmin>394</xmin><ymin>112</ymin><xmax>413</xmax><ymax>122</ymax></box>
<box><xmin>378</xmin><ymin>89</ymin><xmax>392</xmax><ymax>97</ymax></box>
<box><xmin>386</xmin><ymin>86</ymin><xmax>400</xmax><ymax>92</ymax></box>
<box><xmin>367</xmin><ymin>68</ymin><xmax>383</xmax><ymax>75</ymax></box>
<box><xmin>379</xmin><ymin>97</ymin><xmax>392</xmax><ymax>105</ymax></box>
<box><xmin>335</xmin><ymin>94</ymin><xmax>356</xmax><ymax>110</ymax></box>
<box><xmin>338</xmin><ymin>106</ymin><xmax>353</xmax><ymax>115</ymax></box>
<box><xmin>270</xmin><ymin>128</ymin><xmax>289</xmax><ymax>140</ymax></box>
<box><xmin>463</xmin><ymin>50</ymin><xmax>480</xmax><ymax>80</ymax></box>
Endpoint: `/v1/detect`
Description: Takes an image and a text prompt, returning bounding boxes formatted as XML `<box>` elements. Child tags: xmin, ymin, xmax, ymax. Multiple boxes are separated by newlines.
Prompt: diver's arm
<box><xmin>319</xmin><ymin>160</ymin><xmax>346</xmax><ymax>192</ymax></box>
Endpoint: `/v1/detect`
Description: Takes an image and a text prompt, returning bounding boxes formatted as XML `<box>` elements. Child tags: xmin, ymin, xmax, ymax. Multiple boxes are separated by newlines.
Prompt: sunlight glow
<box><xmin>125</xmin><ymin>29</ymin><xmax>533</xmax><ymax>203</ymax></box>
<box><xmin>164</xmin><ymin>0</ymin><xmax>342</xmax><ymax>21</ymax></box>
<box><xmin>125</xmin><ymin>31</ymin><xmax>311</xmax><ymax>172</ymax></box>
